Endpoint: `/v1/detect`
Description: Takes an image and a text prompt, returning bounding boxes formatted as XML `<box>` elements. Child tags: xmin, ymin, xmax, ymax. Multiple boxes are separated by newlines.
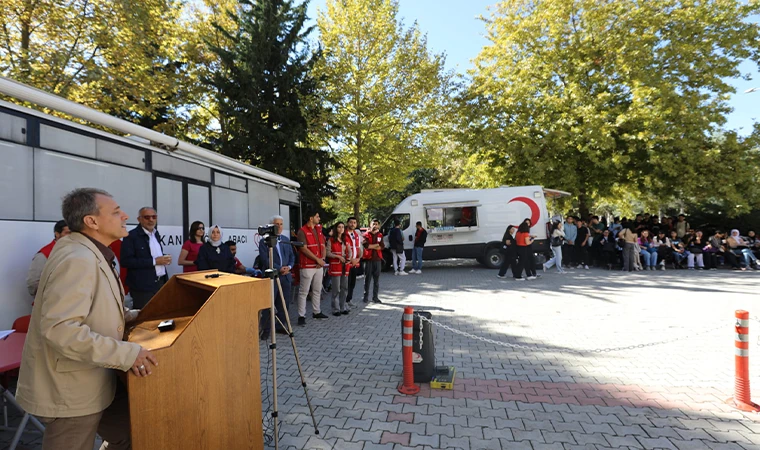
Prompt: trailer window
<box><xmin>426</xmin><ymin>206</ymin><xmax>478</xmax><ymax>230</ymax></box>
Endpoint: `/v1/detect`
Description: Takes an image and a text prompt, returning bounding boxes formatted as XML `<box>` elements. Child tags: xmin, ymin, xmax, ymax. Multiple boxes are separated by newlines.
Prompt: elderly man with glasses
<box><xmin>121</xmin><ymin>207</ymin><xmax>172</xmax><ymax>308</ymax></box>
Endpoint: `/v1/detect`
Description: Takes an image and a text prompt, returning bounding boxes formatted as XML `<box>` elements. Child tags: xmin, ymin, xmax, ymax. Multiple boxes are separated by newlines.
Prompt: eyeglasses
<box><xmin>141</xmin><ymin>215</ymin><xmax>157</xmax><ymax>220</ymax></box>
<box><xmin>198</xmin><ymin>227</ymin><xmax>205</xmax><ymax>230</ymax></box>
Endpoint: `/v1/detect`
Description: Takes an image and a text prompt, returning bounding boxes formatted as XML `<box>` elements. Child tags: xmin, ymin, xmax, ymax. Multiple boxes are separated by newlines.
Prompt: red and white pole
<box><xmin>398</xmin><ymin>307</ymin><xmax>420</xmax><ymax>395</ymax></box>
<box><xmin>730</xmin><ymin>310</ymin><xmax>760</xmax><ymax>412</ymax></box>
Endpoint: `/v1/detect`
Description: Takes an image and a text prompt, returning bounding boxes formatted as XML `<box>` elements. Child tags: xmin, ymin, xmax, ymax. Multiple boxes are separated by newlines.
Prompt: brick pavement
<box><xmin>3</xmin><ymin>260</ymin><xmax>760</xmax><ymax>449</ymax></box>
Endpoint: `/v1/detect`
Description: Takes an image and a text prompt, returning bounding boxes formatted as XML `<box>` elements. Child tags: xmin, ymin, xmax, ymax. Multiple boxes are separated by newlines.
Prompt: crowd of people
<box><xmin>497</xmin><ymin>213</ymin><xmax>760</xmax><ymax>280</ymax></box>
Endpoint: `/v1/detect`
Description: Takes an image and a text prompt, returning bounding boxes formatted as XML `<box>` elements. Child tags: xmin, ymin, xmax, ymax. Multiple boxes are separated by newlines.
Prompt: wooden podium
<box><xmin>125</xmin><ymin>271</ymin><xmax>271</xmax><ymax>450</ymax></box>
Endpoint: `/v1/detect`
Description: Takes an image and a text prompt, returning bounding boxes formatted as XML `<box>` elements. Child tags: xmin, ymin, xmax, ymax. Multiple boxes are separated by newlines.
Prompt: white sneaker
<box><xmin>584</xmin><ymin>265</ymin><xmax>590</xmax><ymax>270</ymax></box>
<box><xmin>394</xmin><ymin>271</ymin><xmax>399</xmax><ymax>276</ymax></box>
<box><xmin>398</xmin><ymin>271</ymin><xmax>409</xmax><ymax>276</ymax></box>
<box><xmin>542</xmin><ymin>264</ymin><xmax>547</xmax><ymax>272</ymax></box>
<box><xmin>527</xmin><ymin>276</ymin><xmax>537</xmax><ymax>280</ymax></box>
<box><xmin>416</xmin><ymin>270</ymin><xmax>422</xmax><ymax>274</ymax></box>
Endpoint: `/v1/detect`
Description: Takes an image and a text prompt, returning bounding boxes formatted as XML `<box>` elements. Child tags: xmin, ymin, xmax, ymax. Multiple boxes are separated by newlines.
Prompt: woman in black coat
<box><xmin>196</xmin><ymin>225</ymin><xmax>236</xmax><ymax>273</ymax></box>
<box><xmin>497</xmin><ymin>225</ymin><xmax>519</xmax><ymax>279</ymax></box>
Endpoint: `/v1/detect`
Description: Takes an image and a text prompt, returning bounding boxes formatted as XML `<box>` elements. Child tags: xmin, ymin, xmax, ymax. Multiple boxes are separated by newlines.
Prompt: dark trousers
<box><xmin>517</xmin><ymin>246</ymin><xmax>536</xmax><ymax>277</ymax></box>
<box><xmin>563</xmin><ymin>244</ymin><xmax>575</xmax><ymax>266</ymax></box>
<box><xmin>130</xmin><ymin>275</ymin><xmax>167</xmax><ymax>309</ymax></box>
<box><xmin>346</xmin><ymin>266</ymin><xmax>359</xmax><ymax>302</ymax></box>
<box><xmin>498</xmin><ymin>250</ymin><xmax>518</xmax><ymax>277</ymax></box>
<box><xmin>260</xmin><ymin>274</ymin><xmax>292</xmax><ymax>332</ymax></box>
<box><xmin>363</xmin><ymin>260</ymin><xmax>381</xmax><ymax>302</ymax></box>
<box><xmin>720</xmin><ymin>251</ymin><xmax>740</xmax><ymax>268</ymax></box>
<box><xmin>704</xmin><ymin>252</ymin><xmax>718</xmax><ymax>269</ymax></box>
<box><xmin>575</xmin><ymin>244</ymin><xmax>589</xmax><ymax>266</ymax></box>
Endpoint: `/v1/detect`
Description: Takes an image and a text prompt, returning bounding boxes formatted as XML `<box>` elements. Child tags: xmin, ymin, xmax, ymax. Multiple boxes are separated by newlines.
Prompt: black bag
<box><xmin>550</xmin><ymin>236</ymin><xmax>563</xmax><ymax>247</ymax></box>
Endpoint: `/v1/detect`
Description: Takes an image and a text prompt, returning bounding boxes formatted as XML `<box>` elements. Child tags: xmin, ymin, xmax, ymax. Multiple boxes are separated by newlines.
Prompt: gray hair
<box><xmin>270</xmin><ymin>215</ymin><xmax>284</xmax><ymax>223</ymax></box>
<box><xmin>138</xmin><ymin>206</ymin><xmax>156</xmax><ymax>215</ymax></box>
<box><xmin>62</xmin><ymin>188</ymin><xmax>111</xmax><ymax>232</ymax></box>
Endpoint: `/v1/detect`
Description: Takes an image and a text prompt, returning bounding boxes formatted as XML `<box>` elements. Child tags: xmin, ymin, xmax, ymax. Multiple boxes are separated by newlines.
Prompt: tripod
<box><xmin>261</xmin><ymin>233</ymin><xmax>319</xmax><ymax>449</ymax></box>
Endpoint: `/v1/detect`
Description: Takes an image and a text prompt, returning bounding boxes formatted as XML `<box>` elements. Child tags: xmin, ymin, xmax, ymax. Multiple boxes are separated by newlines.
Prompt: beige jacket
<box><xmin>16</xmin><ymin>233</ymin><xmax>141</xmax><ymax>418</ymax></box>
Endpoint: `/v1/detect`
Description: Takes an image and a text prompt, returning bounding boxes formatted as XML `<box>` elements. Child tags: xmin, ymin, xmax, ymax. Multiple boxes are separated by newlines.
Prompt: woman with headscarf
<box><xmin>196</xmin><ymin>225</ymin><xmax>236</xmax><ymax>273</ymax></box>
<box><xmin>727</xmin><ymin>229</ymin><xmax>760</xmax><ymax>270</ymax></box>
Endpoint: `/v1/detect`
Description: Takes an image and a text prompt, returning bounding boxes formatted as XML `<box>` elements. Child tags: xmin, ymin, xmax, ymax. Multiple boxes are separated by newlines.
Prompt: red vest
<box><xmin>327</xmin><ymin>238</ymin><xmax>349</xmax><ymax>277</ymax></box>
<box><xmin>38</xmin><ymin>239</ymin><xmax>57</xmax><ymax>258</ymax></box>
<box><xmin>299</xmin><ymin>224</ymin><xmax>325</xmax><ymax>269</ymax></box>
<box><xmin>346</xmin><ymin>230</ymin><xmax>362</xmax><ymax>267</ymax></box>
<box><xmin>363</xmin><ymin>231</ymin><xmax>384</xmax><ymax>260</ymax></box>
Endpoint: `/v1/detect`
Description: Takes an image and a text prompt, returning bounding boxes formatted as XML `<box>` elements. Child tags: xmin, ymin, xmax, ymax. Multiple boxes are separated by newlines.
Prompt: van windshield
<box><xmin>381</xmin><ymin>214</ymin><xmax>410</xmax><ymax>235</ymax></box>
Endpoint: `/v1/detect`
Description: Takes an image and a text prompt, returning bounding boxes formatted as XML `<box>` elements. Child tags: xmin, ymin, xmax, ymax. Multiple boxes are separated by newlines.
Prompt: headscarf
<box><xmin>731</xmin><ymin>229</ymin><xmax>741</xmax><ymax>238</ymax></box>
<box><xmin>208</xmin><ymin>225</ymin><xmax>223</xmax><ymax>247</ymax></box>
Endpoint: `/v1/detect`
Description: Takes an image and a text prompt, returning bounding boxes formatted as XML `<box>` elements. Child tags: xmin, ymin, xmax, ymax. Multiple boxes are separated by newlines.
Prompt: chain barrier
<box><xmin>414</xmin><ymin>313</ymin><xmax>726</xmax><ymax>355</ymax></box>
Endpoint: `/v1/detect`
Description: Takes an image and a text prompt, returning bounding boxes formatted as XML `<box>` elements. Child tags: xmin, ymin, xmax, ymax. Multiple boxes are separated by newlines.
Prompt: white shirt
<box><xmin>346</xmin><ymin>230</ymin><xmax>361</xmax><ymax>260</ymax></box>
<box><xmin>143</xmin><ymin>227</ymin><xmax>166</xmax><ymax>277</ymax></box>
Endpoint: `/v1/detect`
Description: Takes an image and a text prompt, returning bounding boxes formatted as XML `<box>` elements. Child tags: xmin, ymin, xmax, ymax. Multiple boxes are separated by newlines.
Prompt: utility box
<box><xmin>404</xmin><ymin>311</ymin><xmax>435</xmax><ymax>383</ymax></box>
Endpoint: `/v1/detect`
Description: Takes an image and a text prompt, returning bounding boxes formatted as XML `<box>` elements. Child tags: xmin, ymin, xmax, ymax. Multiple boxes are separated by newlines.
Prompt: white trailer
<box><xmin>380</xmin><ymin>186</ymin><xmax>570</xmax><ymax>269</ymax></box>
<box><xmin>0</xmin><ymin>77</ymin><xmax>301</xmax><ymax>329</ymax></box>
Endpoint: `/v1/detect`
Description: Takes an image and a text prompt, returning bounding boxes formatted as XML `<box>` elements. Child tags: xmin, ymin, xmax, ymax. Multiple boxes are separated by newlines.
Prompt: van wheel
<box><xmin>484</xmin><ymin>247</ymin><xmax>503</xmax><ymax>270</ymax></box>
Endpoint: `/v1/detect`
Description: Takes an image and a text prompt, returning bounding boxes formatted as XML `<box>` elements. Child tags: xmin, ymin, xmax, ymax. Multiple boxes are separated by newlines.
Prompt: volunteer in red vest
<box><xmin>344</xmin><ymin>216</ymin><xmax>363</xmax><ymax>308</ymax></box>
<box><xmin>295</xmin><ymin>210</ymin><xmax>329</xmax><ymax>326</ymax></box>
<box><xmin>362</xmin><ymin>219</ymin><xmax>384</xmax><ymax>304</ymax></box>
<box><xmin>326</xmin><ymin>222</ymin><xmax>351</xmax><ymax>316</ymax></box>
<box><xmin>26</xmin><ymin>219</ymin><xmax>70</xmax><ymax>297</ymax></box>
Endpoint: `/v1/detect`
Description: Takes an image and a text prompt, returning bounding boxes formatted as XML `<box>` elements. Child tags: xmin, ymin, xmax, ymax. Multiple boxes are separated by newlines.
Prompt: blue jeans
<box><xmin>412</xmin><ymin>247</ymin><xmax>424</xmax><ymax>270</ymax></box>
<box><xmin>640</xmin><ymin>248</ymin><xmax>658</xmax><ymax>267</ymax></box>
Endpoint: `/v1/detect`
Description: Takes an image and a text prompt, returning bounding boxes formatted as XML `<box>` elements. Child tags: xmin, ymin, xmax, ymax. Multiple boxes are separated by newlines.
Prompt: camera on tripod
<box><xmin>258</xmin><ymin>224</ymin><xmax>277</xmax><ymax>237</ymax></box>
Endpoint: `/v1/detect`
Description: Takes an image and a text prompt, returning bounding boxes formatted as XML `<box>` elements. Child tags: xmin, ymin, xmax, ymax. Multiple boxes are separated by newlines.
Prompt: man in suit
<box><xmin>16</xmin><ymin>187</ymin><xmax>157</xmax><ymax>450</ymax></box>
<box><xmin>121</xmin><ymin>207</ymin><xmax>172</xmax><ymax>309</ymax></box>
<box><xmin>259</xmin><ymin>215</ymin><xmax>296</xmax><ymax>334</ymax></box>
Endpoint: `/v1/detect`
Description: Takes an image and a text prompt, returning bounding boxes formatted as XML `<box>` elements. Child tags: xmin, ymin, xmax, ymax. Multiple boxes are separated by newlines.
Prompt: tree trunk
<box><xmin>20</xmin><ymin>0</ymin><xmax>32</xmax><ymax>79</ymax></box>
<box><xmin>578</xmin><ymin>190</ymin><xmax>590</xmax><ymax>219</ymax></box>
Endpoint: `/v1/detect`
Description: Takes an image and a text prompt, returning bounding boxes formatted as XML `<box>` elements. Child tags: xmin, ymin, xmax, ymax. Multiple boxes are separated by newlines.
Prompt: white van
<box><xmin>380</xmin><ymin>186</ymin><xmax>570</xmax><ymax>269</ymax></box>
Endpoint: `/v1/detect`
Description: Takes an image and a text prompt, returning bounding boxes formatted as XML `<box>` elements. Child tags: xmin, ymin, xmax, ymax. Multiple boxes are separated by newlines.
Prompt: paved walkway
<box><xmin>3</xmin><ymin>261</ymin><xmax>760</xmax><ymax>449</ymax></box>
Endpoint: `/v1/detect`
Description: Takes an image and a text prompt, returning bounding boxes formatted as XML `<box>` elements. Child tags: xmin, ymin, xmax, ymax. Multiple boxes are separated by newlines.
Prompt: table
<box><xmin>0</xmin><ymin>333</ymin><xmax>45</xmax><ymax>450</ymax></box>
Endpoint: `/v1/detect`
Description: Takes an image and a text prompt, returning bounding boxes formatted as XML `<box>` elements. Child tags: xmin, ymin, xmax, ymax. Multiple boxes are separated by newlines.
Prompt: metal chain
<box><xmin>419</xmin><ymin>320</ymin><xmax>424</xmax><ymax>351</ymax></box>
<box><xmin>414</xmin><ymin>313</ymin><xmax>726</xmax><ymax>355</ymax></box>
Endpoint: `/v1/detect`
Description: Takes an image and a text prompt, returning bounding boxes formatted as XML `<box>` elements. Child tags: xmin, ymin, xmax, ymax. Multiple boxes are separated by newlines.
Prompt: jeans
<box><xmin>331</xmin><ymin>274</ymin><xmax>348</xmax><ymax>313</ymax></box>
<box><xmin>544</xmin><ymin>246</ymin><xmax>563</xmax><ymax>271</ymax></box>
<box><xmin>363</xmin><ymin>260</ymin><xmax>381</xmax><ymax>302</ymax></box>
<box><xmin>412</xmin><ymin>247</ymin><xmax>424</xmax><ymax>271</ymax></box>
<box><xmin>391</xmin><ymin>249</ymin><xmax>406</xmax><ymax>273</ymax></box>
<box><xmin>639</xmin><ymin>248</ymin><xmax>658</xmax><ymax>267</ymax></box>
<box><xmin>734</xmin><ymin>248</ymin><xmax>758</xmax><ymax>267</ymax></box>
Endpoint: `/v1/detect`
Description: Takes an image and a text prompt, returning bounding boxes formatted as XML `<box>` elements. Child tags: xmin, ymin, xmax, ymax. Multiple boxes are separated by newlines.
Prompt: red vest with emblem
<box><xmin>38</xmin><ymin>239</ymin><xmax>57</xmax><ymax>258</ymax></box>
<box><xmin>362</xmin><ymin>231</ymin><xmax>384</xmax><ymax>260</ymax></box>
<box><xmin>299</xmin><ymin>224</ymin><xmax>325</xmax><ymax>269</ymax></box>
<box><xmin>327</xmin><ymin>238</ymin><xmax>349</xmax><ymax>277</ymax></box>
<box><xmin>346</xmin><ymin>230</ymin><xmax>362</xmax><ymax>268</ymax></box>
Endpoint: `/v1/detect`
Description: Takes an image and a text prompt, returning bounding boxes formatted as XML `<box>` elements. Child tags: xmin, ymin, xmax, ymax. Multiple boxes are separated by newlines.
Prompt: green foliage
<box><xmin>205</xmin><ymin>0</ymin><xmax>335</xmax><ymax>213</ymax></box>
<box><xmin>315</xmin><ymin>0</ymin><xmax>452</xmax><ymax>218</ymax></box>
<box><xmin>462</xmin><ymin>0</ymin><xmax>760</xmax><ymax>216</ymax></box>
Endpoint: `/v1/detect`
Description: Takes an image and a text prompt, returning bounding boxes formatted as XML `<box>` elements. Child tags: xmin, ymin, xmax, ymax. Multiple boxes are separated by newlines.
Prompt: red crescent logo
<box><xmin>508</xmin><ymin>197</ymin><xmax>541</xmax><ymax>228</ymax></box>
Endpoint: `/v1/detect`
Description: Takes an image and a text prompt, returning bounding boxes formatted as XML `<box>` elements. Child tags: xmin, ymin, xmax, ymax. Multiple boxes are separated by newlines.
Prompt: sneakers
<box><xmin>332</xmin><ymin>312</ymin><xmax>342</xmax><ymax>317</ymax></box>
<box><xmin>313</xmin><ymin>312</ymin><xmax>329</xmax><ymax>319</ymax></box>
<box><xmin>341</xmin><ymin>310</ymin><xmax>349</xmax><ymax>315</ymax></box>
<box><xmin>362</xmin><ymin>298</ymin><xmax>369</xmax><ymax>303</ymax></box>
<box><xmin>371</xmin><ymin>299</ymin><xmax>382</xmax><ymax>304</ymax></box>
<box><xmin>398</xmin><ymin>271</ymin><xmax>409</xmax><ymax>276</ymax></box>
<box><xmin>356</xmin><ymin>274</ymin><xmax>365</xmax><ymax>279</ymax></box>
<box><xmin>514</xmin><ymin>277</ymin><xmax>525</xmax><ymax>281</ymax></box>
<box><xmin>298</xmin><ymin>317</ymin><xmax>306</xmax><ymax>326</ymax></box>
<box><xmin>410</xmin><ymin>269</ymin><xmax>421</xmax><ymax>274</ymax></box>
<box><xmin>526</xmin><ymin>276</ymin><xmax>537</xmax><ymax>280</ymax></box>
<box><xmin>496</xmin><ymin>274</ymin><xmax>506</xmax><ymax>279</ymax></box>
<box><xmin>583</xmin><ymin>265</ymin><xmax>590</xmax><ymax>270</ymax></box>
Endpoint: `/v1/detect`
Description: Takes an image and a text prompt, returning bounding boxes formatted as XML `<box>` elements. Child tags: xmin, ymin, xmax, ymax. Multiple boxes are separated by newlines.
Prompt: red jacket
<box><xmin>38</xmin><ymin>239</ymin><xmax>57</xmax><ymax>258</ymax></box>
<box><xmin>363</xmin><ymin>231</ymin><xmax>384</xmax><ymax>260</ymax></box>
<box><xmin>298</xmin><ymin>224</ymin><xmax>325</xmax><ymax>269</ymax></box>
<box><xmin>327</xmin><ymin>238</ymin><xmax>349</xmax><ymax>277</ymax></box>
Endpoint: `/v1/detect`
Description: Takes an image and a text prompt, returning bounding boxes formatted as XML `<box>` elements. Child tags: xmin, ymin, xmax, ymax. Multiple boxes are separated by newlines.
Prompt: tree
<box><xmin>206</xmin><ymin>0</ymin><xmax>334</xmax><ymax>213</ymax></box>
<box><xmin>315</xmin><ymin>0</ymin><xmax>451</xmax><ymax>218</ymax></box>
<box><xmin>462</xmin><ymin>0</ymin><xmax>760</xmax><ymax>216</ymax></box>
<box><xmin>0</xmin><ymin>0</ymin><xmax>189</xmax><ymax>133</ymax></box>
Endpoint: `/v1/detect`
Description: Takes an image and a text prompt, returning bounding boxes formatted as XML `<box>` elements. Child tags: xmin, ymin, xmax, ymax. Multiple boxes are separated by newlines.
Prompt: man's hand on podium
<box><xmin>131</xmin><ymin>347</ymin><xmax>158</xmax><ymax>377</ymax></box>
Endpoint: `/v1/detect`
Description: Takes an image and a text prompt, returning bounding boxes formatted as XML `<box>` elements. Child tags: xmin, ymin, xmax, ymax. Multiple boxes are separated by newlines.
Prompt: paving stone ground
<box><xmin>3</xmin><ymin>260</ymin><xmax>760</xmax><ymax>449</ymax></box>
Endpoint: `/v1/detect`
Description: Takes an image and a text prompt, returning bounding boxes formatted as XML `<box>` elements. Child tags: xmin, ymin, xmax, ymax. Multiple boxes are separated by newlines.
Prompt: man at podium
<box><xmin>15</xmin><ymin>188</ymin><xmax>157</xmax><ymax>450</ymax></box>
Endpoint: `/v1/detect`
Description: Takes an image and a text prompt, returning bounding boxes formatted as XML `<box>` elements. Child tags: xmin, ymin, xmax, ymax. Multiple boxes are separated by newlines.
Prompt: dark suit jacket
<box><xmin>121</xmin><ymin>226</ymin><xmax>164</xmax><ymax>292</ymax></box>
<box><xmin>259</xmin><ymin>234</ymin><xmax>296</xmax><ymax>277</ymax></box>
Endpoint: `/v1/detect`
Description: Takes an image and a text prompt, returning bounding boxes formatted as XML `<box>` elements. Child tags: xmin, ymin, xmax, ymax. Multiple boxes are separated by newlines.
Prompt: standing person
<box><xmin>675</xmin><ymin>214</ymin><xmax>690</xmax><ymax>238</ymax></box>
<box><xmin>497</xmin><ymin>225</ymin><xmax>521</xmax><ymax>280</ymax></box>
<box><xmin>618</xmin><ymin>226</ymin><xmax>638</xmax><ymax>272</ymax></box>
<box><xmin>362</xmin><ymin>219</ymin><xmax>384</xmax><ymax>303</ymax></box>
<box><xmin>344</xmin><ymin>217</ymin><xmax>363</xmax><ymax>308</ymax></box>
<box><xmin>575</xmin><ymin>218</ymin><xmax>591</xmax><ymax>269</ymax></box>
<box><xmin>16</xmin><ymin>188</ymin><xmax>156</xmax><ymax>450</ymax></box>
<box><xmin>515</xmin><ymin>222</ymin><xmax>538</xmax><ymax>280</ymax></box>
<box><xmin>26</xmin><ymin>219</ymin><xmax>70</xmax><ymax>297</ymax></box>
<box><xmin>389</xmin><ymin>219</ymin><xmax>407</xmax><ymax>275</ymax></box>
<box><xmin>411</xmin><ymin>221</ymin><xmax>427</xmax><ymax>274</ymax></box>
<box><xmin>121</xmin><ymin>207</ymin><xmax>171</xmax><ymax>309</ymax></box>
<box><xmin>563</xmin><ymin>216</ymin><xmax>577</xmax><ymax>268</ymax></box>
<box><xmin>195</xmin><ymin>225</ymin><xmax>236</xmax><ymax>273</ymax></box>
<box><xmin>178</xmin><ymin>221</ymin><xmax>205</xmax><ymax>273</ymax></box>
<box><xmin>326</xmin><ymin>222</ymin><xmax>350</xmax><ymax>316</ymax></box>
<box><xmin>543</xmin><ymin>221</ymin><xmax>565</xmax><ymax>273</ymax></box>
<box><xmin>295</xmin><ymin>211</ymin><xmax>329</xmax><ymax>325</ymax></box>
<box><xmin>259</xmin><ymin>215</ymin><xmax>295</xmax><ymax>333</ymax></box>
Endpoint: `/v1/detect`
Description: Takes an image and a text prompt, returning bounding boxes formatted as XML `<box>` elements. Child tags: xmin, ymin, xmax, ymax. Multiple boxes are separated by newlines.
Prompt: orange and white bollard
<box><xmin>399</xmin><ymin>307</ymin><xmax>420</xmax><ymax>395</ymax></box>
<box><xmin>730</xmin><ymin>310</ymin><xmax>760</xmax><ymax>412</ymax></box>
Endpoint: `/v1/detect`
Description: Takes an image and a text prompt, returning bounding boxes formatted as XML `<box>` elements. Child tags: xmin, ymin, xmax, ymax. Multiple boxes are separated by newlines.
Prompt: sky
<box><xmin>307</xmin><ymin>0</ymin><xmax>759</xmax><ymax>136</ymax></box>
